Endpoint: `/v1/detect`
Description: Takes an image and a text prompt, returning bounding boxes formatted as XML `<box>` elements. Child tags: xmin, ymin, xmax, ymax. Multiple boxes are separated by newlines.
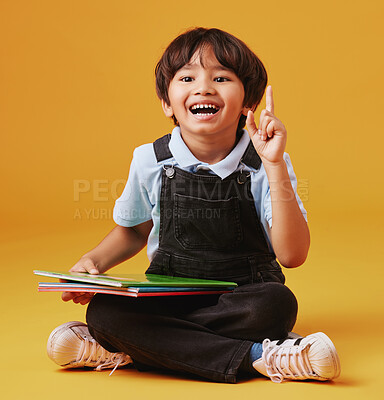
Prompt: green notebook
<box><xmin>33</xmin><ymin>270</ymin><xmax>238</xmax><ymax>288</ymax></box>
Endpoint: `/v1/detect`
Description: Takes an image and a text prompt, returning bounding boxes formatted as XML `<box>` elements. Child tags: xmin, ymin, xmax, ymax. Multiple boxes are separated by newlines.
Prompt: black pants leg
<box><xmin>86</xmin><ymin>282</ymin><xmax>298</xmax><ymax>383</ymax></box>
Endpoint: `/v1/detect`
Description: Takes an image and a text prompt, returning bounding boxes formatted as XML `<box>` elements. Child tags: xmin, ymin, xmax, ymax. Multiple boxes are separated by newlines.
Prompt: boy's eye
<box><xmin>215</xmin><ymin>77</ymin><xmax>229</xmax><ymax>82</ymax></box>
<box><xmin>181</xmin><ymin>77</ymin><xmax>193</xmax><ymax>82</ymax></box>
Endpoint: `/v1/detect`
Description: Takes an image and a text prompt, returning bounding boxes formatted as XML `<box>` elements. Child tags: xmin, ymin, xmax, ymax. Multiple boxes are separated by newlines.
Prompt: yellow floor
<box><xmin>1</xmin><ymin>214</ymin><xmax>383</xmax><ymax>400</ymax></box>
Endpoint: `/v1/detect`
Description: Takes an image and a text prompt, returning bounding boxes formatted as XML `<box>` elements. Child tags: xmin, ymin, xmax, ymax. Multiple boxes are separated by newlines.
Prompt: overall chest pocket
<box><xmin>173</xmin><ymin>193</ymin><xmax>243</xmax><ymax>250</ymax></box>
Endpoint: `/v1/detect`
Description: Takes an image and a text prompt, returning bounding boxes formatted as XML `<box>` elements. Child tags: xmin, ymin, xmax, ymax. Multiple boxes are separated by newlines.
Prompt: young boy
<box><xmin>47</xmin><ymin>27</ymin><xmax>340</xmax><ymax>383</ymax></box>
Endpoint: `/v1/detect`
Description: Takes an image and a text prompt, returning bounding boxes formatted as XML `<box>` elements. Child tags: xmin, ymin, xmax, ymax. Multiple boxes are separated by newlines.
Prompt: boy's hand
<box><xmin>246</xmin><ymin>85</ymin><xmax>287</xmax><ymax>166</ymax></box>
<box><xmin>61</xmin><ymin>257</ymin><xmax>99</xmax><ymax>305</ymax></box>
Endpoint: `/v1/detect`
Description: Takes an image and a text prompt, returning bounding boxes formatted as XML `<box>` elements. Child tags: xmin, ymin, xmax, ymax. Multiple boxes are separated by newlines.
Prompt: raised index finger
<box><xmin>266</xmin><ymin>85</ymin><xmax>274</xmax><ymax>114</ymax></box>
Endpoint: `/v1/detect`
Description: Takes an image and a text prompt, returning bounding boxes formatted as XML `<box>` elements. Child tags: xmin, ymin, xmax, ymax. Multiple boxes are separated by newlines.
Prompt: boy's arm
<box><xmin>74</xmin><ymin>221</ymin><xmax>153</xmax><ymax>274</ymax></box>
<box><xmin>247</xmin><ymin>86</ymin><xmax>310</xmax><ymax>268</ymax></box>
<box><xmin>62</xmin><ymin>220</ymin><xmax>153</xmax><ymax>304</ymax></box>
<box><xmin>263</xmin><ymin>161</ymin><xmax>310</xmax><ymax>268</ymax></box>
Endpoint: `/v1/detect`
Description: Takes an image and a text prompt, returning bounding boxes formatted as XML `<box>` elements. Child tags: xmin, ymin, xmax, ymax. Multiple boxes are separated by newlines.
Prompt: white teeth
<box><xmin>191</xmin><ymin>104</ymin><xmax>218</xmax><ymax>110</ymax></box>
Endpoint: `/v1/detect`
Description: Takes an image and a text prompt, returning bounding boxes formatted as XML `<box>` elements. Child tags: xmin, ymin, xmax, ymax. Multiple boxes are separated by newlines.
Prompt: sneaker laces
<box><xmin>77</xmin><ymin>336</ymin><xmax>132</xmax><ymax>376</ymax></box>
<box><xmin>262</xmin><ymin>339</ymin><xmax>315</xmax><ymax>383</ymax></box>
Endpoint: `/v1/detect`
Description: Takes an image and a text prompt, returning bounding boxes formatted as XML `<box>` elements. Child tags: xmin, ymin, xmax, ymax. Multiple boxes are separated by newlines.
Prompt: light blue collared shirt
<box><xmin>114</xmin><ymin>127</ymin><xmax>307</xmax><ymax>261</ymax></box>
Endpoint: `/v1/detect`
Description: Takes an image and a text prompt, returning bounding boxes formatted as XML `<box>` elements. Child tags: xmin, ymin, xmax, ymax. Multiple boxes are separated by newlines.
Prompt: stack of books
<box><xmin>33</xmin><ymin>270</ymin><xmax>237</xmax><ymax>298</ymax></box>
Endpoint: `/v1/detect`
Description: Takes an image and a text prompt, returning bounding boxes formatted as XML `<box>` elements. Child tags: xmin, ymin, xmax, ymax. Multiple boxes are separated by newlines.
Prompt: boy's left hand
<box><xmin>246</xmin><ymin>85</ymin><xmax>287</xmax><ymax>165</ymax></box>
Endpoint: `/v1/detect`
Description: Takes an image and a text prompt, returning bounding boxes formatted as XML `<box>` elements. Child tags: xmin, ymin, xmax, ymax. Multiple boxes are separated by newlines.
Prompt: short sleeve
<box><xmin>113</xmin><ymin>148</ymin><xmax>153</xmax><ymax>227</ymax></box>
<box><xmin>263</xmin><ymin>153</ymin><xmax>308</xmax><ymax>228</ymax></box>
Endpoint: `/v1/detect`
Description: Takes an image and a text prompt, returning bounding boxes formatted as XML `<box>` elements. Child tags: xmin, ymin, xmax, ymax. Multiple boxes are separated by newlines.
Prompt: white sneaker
<box><xmin>47</xmin><ymin>321</ymin><xmax>132</xmax><ymax>375</ymax></box>
<box><xmin>253</xmin><ymin>332</ymin><xmax>341</xmax><ymax>383</ymax></box>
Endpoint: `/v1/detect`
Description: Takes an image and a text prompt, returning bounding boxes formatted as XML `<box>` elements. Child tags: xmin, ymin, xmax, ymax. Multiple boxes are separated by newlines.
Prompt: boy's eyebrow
<box><xmin>177</xmin><ymin>64</ymin><xmax>194</xmax><ymax>71</ymax></box>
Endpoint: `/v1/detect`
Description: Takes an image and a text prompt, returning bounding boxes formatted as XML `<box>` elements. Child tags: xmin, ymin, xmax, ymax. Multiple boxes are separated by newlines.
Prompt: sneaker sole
<box><xmin>309</xmin><ymin>332</ymin><xmax>341</xmax><ymax>380</ymax></box>
<box><xmin>47</xmin><ymin>321</ymin><xmax>87</xmax><ymax>366</ymax></box>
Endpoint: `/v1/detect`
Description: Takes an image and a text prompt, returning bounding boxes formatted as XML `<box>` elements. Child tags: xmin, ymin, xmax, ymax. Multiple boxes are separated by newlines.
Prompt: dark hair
<box><xmin>155</xmin><ymin>27</ymin><xmax>268</xmax><ymax>131</ymax></box>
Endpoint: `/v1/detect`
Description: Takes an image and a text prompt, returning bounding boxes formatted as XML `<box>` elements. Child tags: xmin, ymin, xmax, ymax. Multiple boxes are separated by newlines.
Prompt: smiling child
<box><xmin>46</xmin><ymin>27</ymin><xmax>340</xmax><ymax>384</ymax></box>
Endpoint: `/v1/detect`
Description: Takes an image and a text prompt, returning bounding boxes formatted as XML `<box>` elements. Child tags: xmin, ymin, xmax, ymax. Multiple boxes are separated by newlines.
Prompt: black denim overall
<box><xmin>146</xmin><ymin>134</ymin><xmax>286</xmax><ymax>286</ymax></box>
<box><xmin>86</xmin><ymin>134</ymin><xmax>298</xmax><ymax>383</ymax></box>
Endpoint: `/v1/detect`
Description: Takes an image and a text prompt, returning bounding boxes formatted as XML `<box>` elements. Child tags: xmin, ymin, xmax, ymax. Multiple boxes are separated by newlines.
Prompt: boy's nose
<box><xmin>193</xmin><ymin>78</ymin><xmax>216</xmax><ymax>96</ymax></box>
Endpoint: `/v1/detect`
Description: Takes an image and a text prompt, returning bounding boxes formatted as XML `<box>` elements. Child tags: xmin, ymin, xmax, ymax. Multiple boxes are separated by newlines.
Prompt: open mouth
<box><xmin>189</xmin><ymin>104</ymin><xmax>220</xmax><ymax>116</ymax></box>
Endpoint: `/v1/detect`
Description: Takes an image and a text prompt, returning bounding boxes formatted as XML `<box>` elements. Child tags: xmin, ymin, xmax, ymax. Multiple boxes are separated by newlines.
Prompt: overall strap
<box><xmin>241</xmin><ymin>141</ymin><xmax>262</xmax><ymax>170</ymax></box>
<box><xmin>153</xmin><ymin>132</ymin><xmax>262</xmax><ymax>169</ymax></box>
<box><xmin>153</xmin><ymin>134</ymin><xmax>172</xmax><ymax>162</ymax></box>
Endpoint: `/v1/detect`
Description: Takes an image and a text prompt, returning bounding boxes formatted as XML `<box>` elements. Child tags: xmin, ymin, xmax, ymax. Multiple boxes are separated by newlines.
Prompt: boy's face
<box><xmin>162</xmin><ymin>46</ymin><xmax>249</xmax><ymax>141</ymax></box>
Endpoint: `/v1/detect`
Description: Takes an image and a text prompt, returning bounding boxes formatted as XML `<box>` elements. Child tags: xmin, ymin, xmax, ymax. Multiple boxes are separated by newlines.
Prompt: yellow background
<box><xmin>1</xmin><ymin>0</ymin><xmax>383</xmax><ymax>399</ymax></box>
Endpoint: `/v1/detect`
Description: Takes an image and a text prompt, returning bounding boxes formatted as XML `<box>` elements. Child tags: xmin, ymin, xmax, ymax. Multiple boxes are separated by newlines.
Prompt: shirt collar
<box><xmin>168</xmin><ymin>126</ymin><xmax>250</xmax><ymax>179</ymax></box>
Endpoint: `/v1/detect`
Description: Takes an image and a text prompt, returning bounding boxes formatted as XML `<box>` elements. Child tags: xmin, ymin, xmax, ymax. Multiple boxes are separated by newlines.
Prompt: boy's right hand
<box><xmin>61</xmin><ymin>257</ymin><xmax>99</xmax><ymax>305</ymax></box>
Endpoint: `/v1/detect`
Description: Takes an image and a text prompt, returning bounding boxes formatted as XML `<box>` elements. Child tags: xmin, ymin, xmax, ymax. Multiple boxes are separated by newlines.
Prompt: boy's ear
<box><xmin>161</xmin><ymin>99</ymin><xmax>174</xmax><ymax>118</ymax></box>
